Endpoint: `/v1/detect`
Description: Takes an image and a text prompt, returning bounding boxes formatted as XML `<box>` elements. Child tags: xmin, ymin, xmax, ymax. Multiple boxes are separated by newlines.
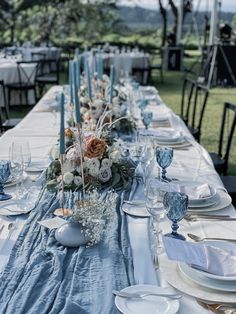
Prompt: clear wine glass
<box><xmin>164</xmin><ymin>192</ymin><xmax>188</xmax><ymax>240</ymax></box>
<box><xmin>146</xmin><ymin>178</ymin><xmax>170</xmax><ymax>255</ymax></box>
<box><xmin>0</xmin><ymin>160</ymin><xmax>12</xmax><ymax>201</ymax></box>
<box><xmin>156</xmin><ymin>147</ymin><xmax>173</xmax><ymax>181</ymax></box>
<box><xmin>9</xmin><ymin>143</ymin><xmax>24</xmax><ymax>198</ymax></box>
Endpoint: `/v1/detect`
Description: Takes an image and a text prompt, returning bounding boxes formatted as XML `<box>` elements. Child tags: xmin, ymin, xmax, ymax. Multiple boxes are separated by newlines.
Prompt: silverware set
<box><xmin>184</xmin><ymin>213</ymin><xmax>236</xmax><ymax>222</ymax></box>
<box><xmin>187</xmin><ymin>233</ymin><xmax>236</xmax><ymax>243</ymax></box>
<box><xmin>0</xmin><ymin>221</ymin><xmax>17</xmax><ymax>240</ymax></box>
<box><xmin>197</xmin><ymin>299</ymin><xmax>236</xmax><ymax>314</ymax></box>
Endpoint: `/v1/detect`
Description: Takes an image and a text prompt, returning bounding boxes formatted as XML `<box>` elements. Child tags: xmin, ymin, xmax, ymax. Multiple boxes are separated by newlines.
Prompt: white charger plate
<box><xmin>190</xmin><ymin>240</ymin><xmax>236</xmax><ymax>281</ymax></box>
<box><xmin>27</xmin><ymin>160</ymin><xmax>49</xmax><ymax>172</ymax></box>
<box><xmin>178</xmin><ymin>262</ymin><xmax>236</xmax><ymax>292</ymax></box>
<box><xmin>188</xmin><ymin>189</ymin><xmax>232</xmax><ymax>212</ymax></box>
<box><xmin>5</xmin><ymin>172</ymin><xmax>28</xmax><ymax>187</ymax></box>
<box><xmin>162</xmin><ymin>258</ymin><xmax>236</xmax><ymax>303</ymax></box>
<box><xmin>122</xmin><ymin>201</ymin><xmax>150</xmax><ymax>218</ymax></box>
<box><xmin>115</xmin><ymin>285</ymin><xmax>179</xmax><ymax>314</ymax></box>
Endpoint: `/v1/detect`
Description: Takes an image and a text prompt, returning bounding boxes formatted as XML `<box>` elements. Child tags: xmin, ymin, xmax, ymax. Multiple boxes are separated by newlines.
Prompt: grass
<box><xmin>7</xmin><ymin>50</ymin><xmax>236</xmax><ymax>174</ymax></box>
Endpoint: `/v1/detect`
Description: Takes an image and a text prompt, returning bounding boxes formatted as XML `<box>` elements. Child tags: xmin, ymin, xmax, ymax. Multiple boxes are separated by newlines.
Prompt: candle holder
<box><xmin>75</xmin><ymin>122</ymin><xmax>86</xmax><ymax>198</ymax></box>
<box><xmin>53</xmin><ymin>154</ymin><xmax>73</xmax><ymax>217</ymax></box>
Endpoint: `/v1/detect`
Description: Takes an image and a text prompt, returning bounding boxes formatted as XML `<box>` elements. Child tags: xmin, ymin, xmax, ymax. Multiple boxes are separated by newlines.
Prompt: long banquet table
<box><xmin>0</xmin><ymin>85</ymin><xmax>235</xmax><ymax>313</ymax></box>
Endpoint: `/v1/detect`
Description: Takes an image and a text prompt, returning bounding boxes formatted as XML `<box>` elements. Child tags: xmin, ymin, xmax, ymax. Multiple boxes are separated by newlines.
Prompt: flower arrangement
<box><xmin>71</xmin><ymin>190</ymin><xmax>117</xmax><ymax>246</ymax></box>
<box><xmin>46</xmin><ymin>131</ymin><xmax>136</xmax><ymax>192</ymax></box>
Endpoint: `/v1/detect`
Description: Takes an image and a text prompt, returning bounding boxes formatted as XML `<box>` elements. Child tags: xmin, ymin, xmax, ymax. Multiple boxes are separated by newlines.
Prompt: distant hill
<box><xmin>118</xmin><ymin>5</ymin><xmax>235</xmax><ymax>31</ymax></box>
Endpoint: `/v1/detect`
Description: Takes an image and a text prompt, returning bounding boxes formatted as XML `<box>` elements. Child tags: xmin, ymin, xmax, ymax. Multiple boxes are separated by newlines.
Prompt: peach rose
<box><xmin>84</xmin><ymin>137</ymin><xmax>106</xmax><ymax>159</ymax></box>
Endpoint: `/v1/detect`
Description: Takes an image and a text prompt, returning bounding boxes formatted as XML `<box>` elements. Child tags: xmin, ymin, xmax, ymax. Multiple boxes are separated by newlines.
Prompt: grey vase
<box><xmin>55</xmin><ymin>221</ymin><xmax>89</xmax><ymax>247</ymax></box>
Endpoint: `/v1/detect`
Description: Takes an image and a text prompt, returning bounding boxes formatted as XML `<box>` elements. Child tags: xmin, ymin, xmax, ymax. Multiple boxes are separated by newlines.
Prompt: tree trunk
<box><xmin>169</xmin><ymin>0</ymin><xmax>178</xmax><ymax>45</ymax></box>
<box><xmin>158</xmin><ymin>0</ymin><xmax>167</xmax><ymax>47</ymax></box>
<box><xmin>10</xmin><ymin>22</ymin><xmax>15</xmax><ymax>44</ymax></box>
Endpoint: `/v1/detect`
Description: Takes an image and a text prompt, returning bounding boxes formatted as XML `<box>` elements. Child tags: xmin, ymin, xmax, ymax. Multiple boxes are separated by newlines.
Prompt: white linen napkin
<box><xmin>180</xmin><ymin>183</ymin><xmax>212</xmax><ymax>200</ymax></box>
<box><xmin>163</xmin><ymin>236</ymin><xmax>236</xmax><ymax>276</ymax></box>
<box><xmin>140</xmin><ymin>128</ymin><xmax>181</xmax><ymax>140</ymax></box>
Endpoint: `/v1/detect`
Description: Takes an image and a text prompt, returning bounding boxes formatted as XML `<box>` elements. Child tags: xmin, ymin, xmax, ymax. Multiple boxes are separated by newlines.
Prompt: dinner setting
<box><xmin>1</xmin><ymin>0</ymin><xmax>236</xmax><ymax>313</ymax></box>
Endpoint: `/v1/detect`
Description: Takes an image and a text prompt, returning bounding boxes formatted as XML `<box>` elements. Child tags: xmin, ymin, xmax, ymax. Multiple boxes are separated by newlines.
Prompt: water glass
<box><xmin>142</xmin><ymin>111</ymin><xmax>153</xmax><ymax>130</ymax></box>
<box><xmin>146</xmin><ymin>178</ymin><xmax>170</xmax><ymax>254</ymax></box>
<box><xmin>156</xmin><ymin>147</ymin><xmax>173</xmax><ymax>181</ymax></box>
<box><xmin>164</xmin><ymin>192</ymin><xmax>188</xmax><ymax>240</ymax></box>
<box><xmin>9</xmin><ymin>143</ymin><xmax>24</xmax><ymax>197</ymax></box>
<box><xmin>0</xmin><ymin>161</ymin><xmax>12</xmax><ymax>201</ymax></box>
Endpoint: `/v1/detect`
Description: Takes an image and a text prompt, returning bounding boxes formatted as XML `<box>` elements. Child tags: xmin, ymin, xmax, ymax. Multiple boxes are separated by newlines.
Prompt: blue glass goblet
<box><xmin>0</xmin><ymin>161</ymin><xmax>12</xmax><ymax>201</ymax></box>
<box><xmin>142</xmin><ymin>111</ymin><xmax>153</xmax><ymax>130</ymax></box>
<box><xmin>163</xmin><ymin>192</ymin><xmax>188</xmax><ymax>240</ymax></box>
<box><xmin>155</xmin><ymin>147</ymin><xmax>173</xmax><ymax>182</ymax></box>
<box><xmin>139</xmin><ymin>99</ymin><xmax>148</xmax><ymax>114</ymax></box>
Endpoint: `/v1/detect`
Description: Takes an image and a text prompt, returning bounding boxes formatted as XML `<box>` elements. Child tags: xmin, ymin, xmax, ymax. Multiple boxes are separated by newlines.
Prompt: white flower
<box><xmin>102</xmin><ymin>158</ymin><xmax>112</xmax><ymax>168</ymax></box>
<box><xmin>66</xmin><ymin>146</ymin><xmax>81</xmax><ymax>162</ymax></box>
<box><xmin>110</xmin><ymin>150</ymin><xmax>122</xmax><ymax>163</ymax></box>
<box><xmin>50</xmin><ymin>145</ymin><xmax>59</xmax><ymax>160</ymax></box>
<box><xmin>74</xmin><ymin>175</ymin><xmax>82</xmax><ymax>186</ymax></box>
<box><xmin>87</xmin><ymin>158</ymin><xmax>100</xmax><ymax>169</ymax></box>
<box><xmin>112</xmin><ymin>96</ymin><xmax>119</xmax><ymax>106</ymax></box>
<box><xmin>88</xmin><ymin>165</ymin><xmax>100</xmax><ymax>177</ymax></box>
<box><xmin>80</xmin><ymin>107</ymin><xmax>87</xmax><ymax>114</ymax></box>
<box><xmin>98</xmin><ymin>166</ymin><xmax>112</xmax><ymax>183</ymax></box>
<box><xmin>63</xmin><ymin>172</ymin><xmax>74</xmax><ymax>185</ymax></box>
<box><xmin>93</xmin><ymin>99</ymin><xmax>104</xmax><ymax>108</ymax></box>
<box><xmin>63</xmin><ymin>159</ymin><xmax>75</xmax><ymax>173</ymax></box>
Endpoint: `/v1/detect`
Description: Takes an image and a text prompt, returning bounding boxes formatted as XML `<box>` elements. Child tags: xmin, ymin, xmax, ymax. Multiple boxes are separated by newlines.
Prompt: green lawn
<box><xmin>8</xmin><ymin>51</ymin><xmax>236</xmax><ymax>174</ymax></box>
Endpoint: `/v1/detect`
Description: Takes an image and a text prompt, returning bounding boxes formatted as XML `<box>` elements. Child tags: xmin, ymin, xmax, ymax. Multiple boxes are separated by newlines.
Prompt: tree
<box><xmin>169</xmin><ymin>0</ymin><xmax>193</xmax><ymax>45</ymax></box>
<box><xmin>0</xmin><ymin>0</ymin><xmax>43</xmax><ymax>43</ymax></box>
<box><xmin>158</xmin><ymin>0</ymin><xmax>167</xmax><ymax>47</ymax></box>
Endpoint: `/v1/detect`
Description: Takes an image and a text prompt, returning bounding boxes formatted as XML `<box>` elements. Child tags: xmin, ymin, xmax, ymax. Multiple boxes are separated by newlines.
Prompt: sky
<box><xmin>120</xmin><ymin>0</ymin><xmax>236</xmax><ymax>12</ymax></box>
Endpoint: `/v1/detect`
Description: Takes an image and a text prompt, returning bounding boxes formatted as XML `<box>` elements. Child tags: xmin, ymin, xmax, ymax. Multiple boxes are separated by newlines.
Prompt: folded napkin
<box><xmin>180</xmin><ymin>183</ymin><xmax>212</xmax><ymax>200</ymax></box>
<box><xmin>163</xmin><ymin>236</ymin><xmax>236</xmax><ymax>277</ymax></box>
<box><xmin>140</xmin><ymin>128</ymin><xmax>181</xmax><ymax>140</ymax></box>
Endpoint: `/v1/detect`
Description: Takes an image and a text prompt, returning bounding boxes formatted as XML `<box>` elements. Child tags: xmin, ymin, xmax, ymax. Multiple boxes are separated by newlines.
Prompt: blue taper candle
<box><xmin>73</xmin><ymin>61</ymin><xmax>81</xmax><ymax>123</ymax></box>
<box><xmin>76</xmin><ymin>57</ymin><xmax>80</xmax><ymax>90</ymax></box>
<box><xmin>69</xmin><ymin>60</ymin><xmax>73</xmax><ymax>104</ymax></box>
<box><xmin>86</xmin><ymin>59</ymin><xmax>92</xmax><ymax>101</ymax></box>
<box><xmin>109</xmin><ymin>65</ymin><xmax>115</xmax><ymax>104</ymax></box>
<box><xmin>59</xmin><ymin>93</ymin><xmax>65</xmax><ymax>155</ymax></box>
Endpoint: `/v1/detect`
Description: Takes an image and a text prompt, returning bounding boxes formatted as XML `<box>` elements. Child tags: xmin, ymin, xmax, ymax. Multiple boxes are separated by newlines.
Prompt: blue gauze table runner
<box><xmin>0</xmin><ymin>188</ymin><xmax>134</xmax><ymax>314</ymax></box>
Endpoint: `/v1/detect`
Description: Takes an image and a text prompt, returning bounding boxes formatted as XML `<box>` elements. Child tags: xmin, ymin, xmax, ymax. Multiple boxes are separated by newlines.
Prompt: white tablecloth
<box><xmin>0</xmin><ymin>60</ymin><xmax>37</xmax><ymax>106</ymax></box>
<box><xmin>0</xmin><ymin>85</ymin><xmax>235</xmax><ymax>313</ymax></box>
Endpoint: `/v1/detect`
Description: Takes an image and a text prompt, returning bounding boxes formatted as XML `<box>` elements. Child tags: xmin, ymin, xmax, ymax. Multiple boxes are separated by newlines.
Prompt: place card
<box><xmin>38</xmin><ymin>217</ymin><xmax>66</xmax><ymax>230</ymax></box>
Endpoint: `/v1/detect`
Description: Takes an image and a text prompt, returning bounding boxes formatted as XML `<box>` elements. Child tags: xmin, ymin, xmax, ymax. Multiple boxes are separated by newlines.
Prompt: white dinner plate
<box><xmin>5</xmin><ymin>172</ymin><xmax>28</xmax><ymax>187</ymax></box>
<box><xmin>115</xmin><ymin>285</ymin><xmax>180</xmax><ymax>314</ymax></box>
<box><xmin>178</xmin><ymin>263</ymin><xmax>236</xmax><ymax>292</ymax></box>
<box><xmin>190</xmin><ymin>240</ymin><xmax>236</xmax><ymax>281</ymax></box>
<box><xmin>27</xmin><ymin>160</ymin><xmax>49</xmax><ymax>172</ymax></box>
<box><xmin>188</xmin><ymin>193</ymin><xmax>219</xmax><ymax>209</ymax></box>
<box><xmin>188</xmin><ymin>189</ymin><xmax>232</xmax><ymax>213</ymax></box>
<box><xmin>122</xmin><ymin>201</ymin><xmax>150</xmax><ymax>217</ymax></box>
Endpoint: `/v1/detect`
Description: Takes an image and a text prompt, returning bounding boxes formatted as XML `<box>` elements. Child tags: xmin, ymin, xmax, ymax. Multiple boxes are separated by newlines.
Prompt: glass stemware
<box><xmin>164</xmin><ymin>192</ymin><xmax>188</xmax><ymax>240</ymax></box>
<box><xmin>142</xmin><ymin>111</ymin><xmax>153</xmax><ymax>130</ymax></box>
<box><xmin>0</xmin><ymin>160</ymin><xmax>12</xmax><ymax>201</ymax></box>
<box><xmin>9</xmin><ymin>143</ymin><xmax>24</xmax><ymax>198</ymax></box>
<box><xmin>146</xmin><ymin>178</ymin><xmax>170</xmax><ymax>254</ymax></box>
<box><xmin>156</xmin><ymin>147</ymin><xmax>173</xmax><ymax>181</ymax></box>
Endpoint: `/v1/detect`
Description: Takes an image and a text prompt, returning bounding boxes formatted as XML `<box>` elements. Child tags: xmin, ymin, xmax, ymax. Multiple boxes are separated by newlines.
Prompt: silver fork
<box><xmin>112</xmin><ymin>290</ymin><xmax>182</xmax><ymax>300</ymax></box>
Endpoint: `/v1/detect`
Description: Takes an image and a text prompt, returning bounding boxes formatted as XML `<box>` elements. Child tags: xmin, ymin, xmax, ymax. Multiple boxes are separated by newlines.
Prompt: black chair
<box><xmin>5</xmin><ymin>61</ymin><xmax>38</xmax><ymax>106</ymax></box>
<box><xmin>0</xmin><ymin>81</ymin><xmax>22</xmax><ymax>133</ymax></box>
<box><xmin>209</xmin><ymin>102</ymin><xmax>236</xmax><ymax>175</ymax></box>
<box><xmin>180</xmin><ymin>78</ymin><xmax>196</xmax><ymax>125</ymax></box>
<box><xmin>36</xmin><ymin>57</ymin><xmax>61</xmax><ymax>97</ymax></box>
<box><xmin>148</xmin><ymin>48</ymin><xmax>164</xmax><ymax>84</ymax></box>
<box><xmin>187</xmin><ymin>83</ymin><xmax>209</xmax><ymax>143</ymax></box>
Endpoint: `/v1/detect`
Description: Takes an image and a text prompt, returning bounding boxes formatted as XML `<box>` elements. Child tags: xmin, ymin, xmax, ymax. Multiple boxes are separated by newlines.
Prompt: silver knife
<box><xmin>112</xmin><ymin>290</ymin><xmax>182</xmax><ymax>300</ymax></box>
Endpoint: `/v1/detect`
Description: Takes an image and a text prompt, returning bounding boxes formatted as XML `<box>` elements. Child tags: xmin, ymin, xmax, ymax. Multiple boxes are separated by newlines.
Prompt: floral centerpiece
<box><xmin>46</xmin><ymin>129</ymin><xmax>136</xmax><ymax>192</ymax></box>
